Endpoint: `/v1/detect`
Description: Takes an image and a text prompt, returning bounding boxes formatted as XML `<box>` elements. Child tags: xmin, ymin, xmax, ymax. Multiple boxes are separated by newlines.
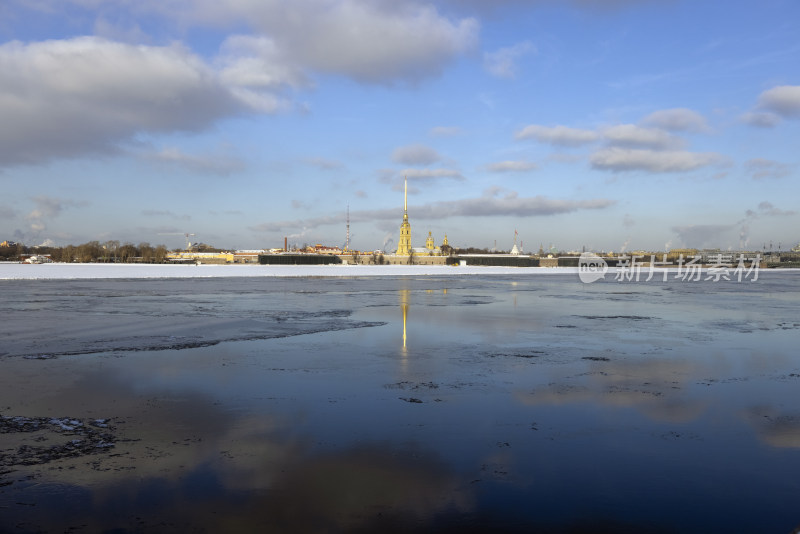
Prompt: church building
<box><xmin>396</xmin><ymin>176</ymin><xmax>412</xmax><ymax>256</ymax></box>
<box><xmin>394</xmin><ymin>176</ymin><xmax>449</xmax><ymax>258</ymax></box>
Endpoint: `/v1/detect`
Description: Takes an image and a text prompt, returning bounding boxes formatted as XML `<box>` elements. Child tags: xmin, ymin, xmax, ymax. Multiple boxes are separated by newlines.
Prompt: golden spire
<box><xmin>396</xmin><ymin>174</ymin><xmax>412</xmax><ymax>255</ymax></box>
<box><xmin>404</xmin><ymin>174</ymin><xmax>408</xmax><ymax>214</ymax></box>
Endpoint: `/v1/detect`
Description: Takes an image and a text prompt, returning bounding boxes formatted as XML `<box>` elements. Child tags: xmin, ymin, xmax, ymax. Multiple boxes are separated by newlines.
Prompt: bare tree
<box><xmin>139</xmin><ymin>242</ymin><xmax>154</xmax><ymax>263</ymax></box>
<box><xmin>119</xmin><ymin>243</ymin><xmax>137</xmax><ymax>263</ymax></box>
<box><xmin>104</xmin><ymin>240</ymin><xmax>120</xmax><ymax>262</ymax></box>
<box><xmin>76</xmin><ymin>241</ymin><xmax>101</xmax><ymax>263</ymax></box>
<box><xmin>154</xmin><ymin>245</ymin><xmax>168</xmax><ymax>264</ymax></box>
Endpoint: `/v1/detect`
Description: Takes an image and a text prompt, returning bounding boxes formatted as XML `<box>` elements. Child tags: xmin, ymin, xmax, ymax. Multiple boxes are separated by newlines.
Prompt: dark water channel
<box><xmin>1</xmin><ymin>274</ymin><xmax>799</xmax><ymax>532</ymax></box>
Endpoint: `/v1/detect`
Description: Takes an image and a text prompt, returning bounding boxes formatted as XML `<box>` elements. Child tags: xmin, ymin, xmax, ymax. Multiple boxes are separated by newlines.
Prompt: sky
<box><xmin>1</xmin><ymin>0</ymin><xmax>798</xmax><ymax>253</ymax></box>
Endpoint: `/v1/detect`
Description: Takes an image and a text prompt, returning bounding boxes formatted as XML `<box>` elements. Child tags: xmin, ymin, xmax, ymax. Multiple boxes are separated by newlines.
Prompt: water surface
<box><xmin>1</xmin><ymin>274</ymin><xmax>799</xmax><ymax>532</ymax></box>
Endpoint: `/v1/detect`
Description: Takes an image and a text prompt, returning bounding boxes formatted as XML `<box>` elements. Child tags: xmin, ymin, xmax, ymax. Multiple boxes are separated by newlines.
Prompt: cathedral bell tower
<box><xmin>396</xmin><ymin>175</ymin><xmax>412</xmax><ymax>255</ymax></box>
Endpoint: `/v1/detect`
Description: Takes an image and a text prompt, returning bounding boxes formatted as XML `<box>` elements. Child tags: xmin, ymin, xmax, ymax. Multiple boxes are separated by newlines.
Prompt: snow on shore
<box><xmin>0</xmin><ymin>262</ymin><xmax>581</xmax><ymax>280</ymax></box>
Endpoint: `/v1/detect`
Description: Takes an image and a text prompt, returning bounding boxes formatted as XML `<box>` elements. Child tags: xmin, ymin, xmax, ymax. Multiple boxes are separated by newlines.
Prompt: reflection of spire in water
<box><xmin>400</xmin><ymin>289</ymin><xmax>409</xmax><ymax>351</ymax></box>
<box><xmin>403</xmin><ymin>304</ymin><xmax>407</xmax><ymax>349</ymax></box>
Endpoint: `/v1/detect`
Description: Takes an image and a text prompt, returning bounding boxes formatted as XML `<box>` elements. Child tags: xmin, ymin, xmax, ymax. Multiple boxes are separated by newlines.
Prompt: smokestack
<box><xmin>284</xmin><ymin>237</ymin><xmax>287</xmax><ymax>251</ymax></box>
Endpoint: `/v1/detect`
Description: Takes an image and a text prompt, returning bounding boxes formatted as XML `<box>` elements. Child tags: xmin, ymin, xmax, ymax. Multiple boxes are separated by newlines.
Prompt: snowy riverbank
<box><xmin>0</xmin><ymin>262</ymin><xmax>582</xmax><ymax>280</ymax></box>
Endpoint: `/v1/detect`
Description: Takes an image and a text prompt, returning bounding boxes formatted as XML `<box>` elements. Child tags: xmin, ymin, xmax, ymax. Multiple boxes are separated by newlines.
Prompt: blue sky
<box><xmin>1</xmin><ymin>0</ymin><xmax>798</xmax><ymax>253</ymax></box>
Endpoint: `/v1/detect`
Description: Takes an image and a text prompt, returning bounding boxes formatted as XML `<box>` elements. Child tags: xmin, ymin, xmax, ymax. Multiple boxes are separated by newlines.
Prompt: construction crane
<box><xmin>157</xmin><ymin>232</ymin><xmax>196</xmax><ymax>250</ymax></box>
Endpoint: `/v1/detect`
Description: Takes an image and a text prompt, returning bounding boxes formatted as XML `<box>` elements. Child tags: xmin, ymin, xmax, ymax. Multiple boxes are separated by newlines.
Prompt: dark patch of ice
<box><xmin>485</xmin><ymin>350</ymin><xmax>546</xmax><ymax>359</ymax></box>
<box><xmin>386</xmin><ymin>381</ymin><xmax>439</xmax><ymax>391</ymax></box>
<box><xmin>574</xmin><ymin>315</ymin><xmax>653</xmax><ymax>321</ymax></box>
<box><xmin>0</xmin><ymin>415</ymin><xmax>117</xmax><ymax>478</ymax></box>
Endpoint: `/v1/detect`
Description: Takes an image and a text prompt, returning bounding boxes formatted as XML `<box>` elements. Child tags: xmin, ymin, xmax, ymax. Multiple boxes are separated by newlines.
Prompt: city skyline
<box><xmin>1</xmin><ymin>0</ymin><xmax>798</xmax><ymax>252</ymax></box>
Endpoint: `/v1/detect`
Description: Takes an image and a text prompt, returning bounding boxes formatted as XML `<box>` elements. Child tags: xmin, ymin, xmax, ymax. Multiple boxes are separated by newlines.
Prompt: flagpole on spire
<box><xmin>404</xmin><ymin>175</ymin><xmax>407</xmax><ymax>213</ymax></box>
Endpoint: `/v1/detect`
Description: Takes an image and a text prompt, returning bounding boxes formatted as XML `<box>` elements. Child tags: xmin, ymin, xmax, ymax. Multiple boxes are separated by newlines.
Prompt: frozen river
<box><xmin>1</xmin><ymin>269</ymin><xmax>799</xmax><ymax>532</ymax></box>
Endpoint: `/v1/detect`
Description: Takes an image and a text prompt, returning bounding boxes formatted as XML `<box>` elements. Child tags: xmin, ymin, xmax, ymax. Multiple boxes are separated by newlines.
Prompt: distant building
<box><xmin>166</xmin><ymin>251</ymin><xmax>234</xmax><ymax>264</ymax></box>
<box><xmin>666</xmin><ymin>248</ymin><xmax>699</xmax><ymax>261</ymax></box>
<box><xmin>422</xmin><ymin>231</ymin><xmax>443</xmax><ymax>255</ymax></box>
<box><xmin>314</xmin><ymin>244</ymin><xmax>343</xmax><ymax>255</ymax></box>
<box><xmin>233</xmin><ymin>250</ymin><xmax>264</xmax><ymax>263</ymax></box>
<box><xmin>510</xmin><ymin>230</ymin><xmax>520</xmax><ymax>255</ymax></box>
<box><xmin>20</xmin><ymin>254</ymin><xmax>52</xmax><ymax>263</ymax></box>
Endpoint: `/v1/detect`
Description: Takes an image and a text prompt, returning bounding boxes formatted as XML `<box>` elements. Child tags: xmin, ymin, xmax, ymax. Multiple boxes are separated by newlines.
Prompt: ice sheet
<box><xmin>0</xmin><ymin>262</ymin><xmax>581</xmax><ymax>279</ymax></box>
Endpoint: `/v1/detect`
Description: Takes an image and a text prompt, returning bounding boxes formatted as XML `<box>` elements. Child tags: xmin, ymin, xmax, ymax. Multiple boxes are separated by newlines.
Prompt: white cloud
<box><xmin>402</xmin><ymin>168</ymin><xmax>465</xmax><ymax>182</ymax></box>
<box><xmin>141</xmin><ymin>210</ymin><xmax>192</xmax><ymax>221</ymax></box>
<box><xmin>217</xmin><ymin>35</ymin><xmax>312</xmax><ymax>92</ymax></box>
<box><xmin>572</xmin><ymin>0</ymin><xmax>665</xmax><ymax>6</ymax></box>
<box><xmin>392</xmin><ymin>144</ymin><xmax>442</xmax><ymax>166</ymax></box>
<box><xmin>429</xmin><ymin>126</ymin><xmax>462</xmax><ymax>137</ymax></box>
<box><xmin>602</xmin><ymin>124</ymin><xmax>684</xmax><ymax>149</ymax></box>
<box><xmin>15</xmin><ymin>1</ymin><xmax>480</xmax><ymax>85</ymax></box>
<box><xmin>742</xmin><ymin>85</ymin><xmax>800</xmax><ymax>128</ymax></box>
<box><xmin>440</xmin><ymin>0</ymin><xmax>663</xmax><ymax>15</ymax></box>
<box><xmin>197</xmin><ymin>0</ymin><xmax>479</xmax><ymax>85</ymax></box>
<box><xmin>0</xmin><ymin>3</ymin><xmax>479</xmax><ymax>168</ymax></box>
<box><xmin>745</xmin><ymin>201</ymin><xmax>796</xmax><ymax>217</ymax></box>
<box><xmin>515</xmin><ymin>125</ymin><xmax>600</xmax><ymax>147</ymax></box>
<box><xmin>483</xmin><ymin>41</ymin><xmax>535</xmax><ymax>79</ymax></box>
<box><xmin>0</xmin><ymin>37</ymin><xmax>262</xmax><ymax>167</ymax></box>
<box><xmin>548</xmin><ymin>153</ymin><xmax>585</xmax><ymax>164</ymax></box>
<box><xmin>640</xmin><ymin>108</ymin><xmax>709</xmax><ymax>132</ymax></box>
<box><xmin>421</xmin><ymin>189</ymin><xmax>615</xmax><ymax>218</ymax></box>
<box><xmin>148</xmin><ymin>148</ymin><xmax>246</xmax><ymax>176</ymax></box>
<box><xmin>93</xmin><ymin>17</ymin><xmax>151</xmax><ymax>44</ymax></box>
<box><xmin>485</xmin><ymin>160</ymin><xmax>538</xmax><ymax>173</ymax></box>
<box><xmin>24</xmin><ymin>196</ymin><xmax>87</xmax><ymax>235</ymax></box>
<box><xmin>249</xmin><ymin>189</ymin><xmax>615</xmax><ymax>233</ymax></box>
<box><xmin>306</xmin><ymin>157</ymin><xmax>344</xmax><ymax>171</ymax></box>
<box><xmin>379</xmin><ymin>167</ymin><xmax>465</xmax><ymax>194</ymax></box>
<box><xmin>744</xmin><ymin>158</ymin><xmax>790</xmax><ymax>180</ymax></box>
<box><xmin>740</xmin><ymin>111</ymin><xmax>781</xmax><ymax>128</ymax></box>
<box><xmin>758</xmin><ymin>201</ymin><xmax>795</xmax><ymax>216</ymax></box>
<box><xmin>590</xmin><ymin>147</ymin><xmax>720</xmax><ymax>173</ymax></box>
<box><xmin>758</xmin><ymin>85</ymin><xmax>800</xmax><ymax>118</ymax></box>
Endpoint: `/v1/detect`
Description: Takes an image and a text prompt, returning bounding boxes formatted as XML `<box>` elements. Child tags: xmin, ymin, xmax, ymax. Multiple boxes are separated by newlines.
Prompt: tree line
<box><xmin>0</xmin><ymin>241</ymin><xmax>172</xmax><ymax>263</ymax></box>
<box><xmin>0</xmin><ymin>240</ymin><xmax>523</xmax><ymax>263</ymax></box>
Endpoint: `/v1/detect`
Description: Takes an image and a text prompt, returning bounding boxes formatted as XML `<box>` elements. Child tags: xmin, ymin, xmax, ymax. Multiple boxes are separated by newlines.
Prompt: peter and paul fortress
<box><xmin>393</xmin><ymin>175</ymin><xmax>448</xmax><ymax>262</ymax></box>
